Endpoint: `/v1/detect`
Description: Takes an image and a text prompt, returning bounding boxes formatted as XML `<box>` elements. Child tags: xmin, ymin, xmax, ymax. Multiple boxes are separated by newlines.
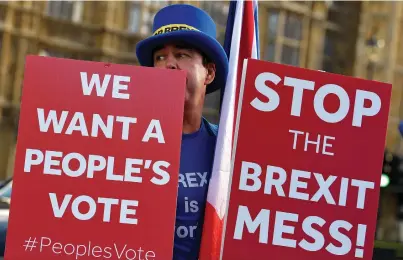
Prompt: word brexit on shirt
<box><xmin>221</xmin><ymin>59</ymin><xmax>392</xmax><ymax>260</ymax></box>
<box><xmin>176</xmin><ymin>171</ymin><xmax>209</xmax><ymax>239</ymax></box>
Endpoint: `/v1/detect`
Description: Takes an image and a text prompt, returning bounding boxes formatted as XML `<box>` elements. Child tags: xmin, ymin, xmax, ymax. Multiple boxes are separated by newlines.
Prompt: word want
<box><xmin>251</xmin><ymin>72</ymin><xmax>381</xmax><ymax>127</ymax></box>
<box><xmin>37</xmin><ymin>108</ymin><xmax>165</xmax><ymax>142</ymax></box>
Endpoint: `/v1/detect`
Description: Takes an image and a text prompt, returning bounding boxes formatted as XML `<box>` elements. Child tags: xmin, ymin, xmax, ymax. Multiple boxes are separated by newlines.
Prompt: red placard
<box><xmin>221</xmin><ymin>59</ymin><xmax>392</xmax><ymax>260</ymax></box>
<box><xmin>5</xmin><ymin>55</ymin><xmax>186</xmax><ymax>260</ymax></box>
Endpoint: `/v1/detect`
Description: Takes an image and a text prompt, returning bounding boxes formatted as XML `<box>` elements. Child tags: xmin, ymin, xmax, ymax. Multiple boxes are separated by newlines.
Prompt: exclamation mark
<box><xmin>355</xmin><ymin>224</ymin><xmax>367</xmax><ymax>258</ymax></box>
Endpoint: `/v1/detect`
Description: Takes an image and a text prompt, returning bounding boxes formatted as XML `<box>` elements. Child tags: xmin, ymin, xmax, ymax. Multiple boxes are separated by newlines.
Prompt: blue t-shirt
<box><xmin>173</xmin><ymin>119</ymin><xmax>217</xmax><ymax>260</ymax></box>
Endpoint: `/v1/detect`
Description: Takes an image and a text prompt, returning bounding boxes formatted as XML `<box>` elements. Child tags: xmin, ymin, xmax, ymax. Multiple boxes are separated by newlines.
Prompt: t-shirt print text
<box><xmin>178</xmin><ymin>172</ymin><xmax>208</xmax><ymax>188</ymax></box>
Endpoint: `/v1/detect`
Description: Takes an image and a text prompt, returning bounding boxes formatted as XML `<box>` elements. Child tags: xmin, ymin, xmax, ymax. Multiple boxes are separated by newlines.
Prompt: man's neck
<box><xmin>183</xmin><ymin>106</ymin><xmax>203</xmax><ymax>134</ymax></box>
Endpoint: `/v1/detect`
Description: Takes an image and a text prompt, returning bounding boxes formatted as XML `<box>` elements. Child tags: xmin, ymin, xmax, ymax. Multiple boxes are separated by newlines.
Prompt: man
<box><xmin>136</xmin><ymin>3</ymin><xmax>229</xmax><ymax>260</ymax></box>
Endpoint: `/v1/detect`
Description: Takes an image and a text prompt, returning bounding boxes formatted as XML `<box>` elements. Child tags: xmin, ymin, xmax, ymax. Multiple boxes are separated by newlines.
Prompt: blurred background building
<box><xmin>0</xmin><ymin>0</ymin><xmax>402</xmax><ymax>255</ymax></box>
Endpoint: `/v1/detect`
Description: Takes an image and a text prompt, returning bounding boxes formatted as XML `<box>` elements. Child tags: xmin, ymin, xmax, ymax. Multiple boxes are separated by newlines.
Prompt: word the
<box><xmin>239</xmin><ymin>161</ymin><xmax>375</xmax><ymax>210</ymax></box>
<box><xmin>251</xmin><ymin>72</ymin><xmax>381</xmax><ymax>127</ymax></box>
<box><xmin>24</xmin><ymin>148</ymin><xmax>170</xmax><ymax>185</ymax></box>
<box><xmin>289</xmin><ymin>129</ymin><xmax>335</xmax><ymax>156</ymax></box>
<box><xmin>49</xmin><ymin>193</ymin><xmax>138</xmax><ymax>225</ymax></box>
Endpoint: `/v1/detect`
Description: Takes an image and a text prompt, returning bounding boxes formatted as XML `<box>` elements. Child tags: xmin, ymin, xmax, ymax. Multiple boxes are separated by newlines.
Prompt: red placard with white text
<box><xmin>221</xmin><ymin>59</ymin><xmax>392</xmax><ymax>260</ymax></box>
<box><xmin>5</xmin><ymin>55</ymin><xmax>186</xmax><ymax>260</ymax></box>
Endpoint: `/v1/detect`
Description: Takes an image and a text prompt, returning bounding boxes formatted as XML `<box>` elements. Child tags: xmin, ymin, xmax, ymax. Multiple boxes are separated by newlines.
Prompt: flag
<box><xmin>199</xmin><ymin>1</ymin><xmax>260</xmax><ymax>259</ymax></box>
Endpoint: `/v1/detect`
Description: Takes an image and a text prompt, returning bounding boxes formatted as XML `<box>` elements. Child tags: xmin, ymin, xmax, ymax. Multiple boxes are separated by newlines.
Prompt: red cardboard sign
<box><xmin>5</xmin><ymin>55</ymin><xmax>186</xmax><ymax>260</ymax></box>
<box><xmin>221</xmin><ymin>59</ymin><xmax>392</xmax><ymax>260</ymax></box>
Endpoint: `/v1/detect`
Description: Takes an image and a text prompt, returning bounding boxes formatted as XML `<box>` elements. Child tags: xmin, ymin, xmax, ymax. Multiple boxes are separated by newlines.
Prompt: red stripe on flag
<box><xmin>199</xmin><ymin>203</ymin><xmax>224</xmax><ymax>260</ymax></box>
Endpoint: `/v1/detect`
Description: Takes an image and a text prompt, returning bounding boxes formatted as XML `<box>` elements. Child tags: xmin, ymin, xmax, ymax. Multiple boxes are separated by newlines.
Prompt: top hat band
<box><xmin>153</xmin><ymin>24</ymin><xmax>200</xmax><ymax>36</ymax></box>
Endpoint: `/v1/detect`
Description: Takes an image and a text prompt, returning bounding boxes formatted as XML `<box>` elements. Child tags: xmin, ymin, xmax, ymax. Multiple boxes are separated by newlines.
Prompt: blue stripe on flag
<box><xmin>254</xmin><ymin>1</ymin><xmax>260</xmax><ymax>59</ymax></box>
<box><xmin>223</xmin><ymin>0</ymin><xmax>237</xmax><ymax>59</ymax></box>
<box><xmin>220</xmin><ymin>0</ymin><xmax>237</xmax><ymax>108</ymax></box>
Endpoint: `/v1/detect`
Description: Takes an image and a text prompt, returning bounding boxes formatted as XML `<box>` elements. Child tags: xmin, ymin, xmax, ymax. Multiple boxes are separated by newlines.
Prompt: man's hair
<box><xmin>201</xmin><ymin>54</ymin><xmax>212</xmax><ymax>66</ymax></box>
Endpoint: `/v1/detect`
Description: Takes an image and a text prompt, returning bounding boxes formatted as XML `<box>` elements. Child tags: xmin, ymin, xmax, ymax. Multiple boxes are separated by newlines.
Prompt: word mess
<box><xmin>233</xmin><ymin>206</ymin><xmax>368</xmax><ymax>258</ymax></box>
<box><xmin>250</xmin><ymin>72</ymin><xmax>382</xmax><ymax>127</ymax></box>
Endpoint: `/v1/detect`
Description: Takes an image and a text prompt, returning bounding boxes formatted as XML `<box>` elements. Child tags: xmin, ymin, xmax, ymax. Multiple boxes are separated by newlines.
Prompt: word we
<box><xmin>80</xmin><ymin>72</ymin><xmax>130</xmax><ymax>99</ymax></box>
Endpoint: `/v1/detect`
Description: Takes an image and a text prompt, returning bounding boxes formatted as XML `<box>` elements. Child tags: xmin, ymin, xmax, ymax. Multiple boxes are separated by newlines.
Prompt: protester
<box><xmin>136</xmin><ymin>4</ymin><xmax>229</xmax><ymax>260</ymax></box>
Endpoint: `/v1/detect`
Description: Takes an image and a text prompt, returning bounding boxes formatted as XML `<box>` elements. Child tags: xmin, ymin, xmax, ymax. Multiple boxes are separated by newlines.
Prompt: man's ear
<box><xmin>205</xmin><ymin>63</ymin><xmax>216</xmax><ymax>85</ymax></box>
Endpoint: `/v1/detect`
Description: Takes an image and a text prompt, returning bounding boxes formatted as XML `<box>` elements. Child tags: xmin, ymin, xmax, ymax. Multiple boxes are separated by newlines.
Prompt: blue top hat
<box><xmin>135</xmin><ymin>4</ymin><xmax>229</xmax><ymax>94</ymax></box>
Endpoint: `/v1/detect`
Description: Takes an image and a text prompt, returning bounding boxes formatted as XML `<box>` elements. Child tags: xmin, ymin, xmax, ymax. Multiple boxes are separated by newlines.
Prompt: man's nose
<box><xmin>165</xmin><ymin>55</ymin><xmax>178</xmax><ymax>69</ymax></box>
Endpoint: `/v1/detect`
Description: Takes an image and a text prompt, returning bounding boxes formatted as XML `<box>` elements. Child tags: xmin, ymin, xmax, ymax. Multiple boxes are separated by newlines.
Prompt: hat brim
<box><xmin>136</xmin><ymin>30</ymin><xmax>228</xmax><ymax>94</ymax></box>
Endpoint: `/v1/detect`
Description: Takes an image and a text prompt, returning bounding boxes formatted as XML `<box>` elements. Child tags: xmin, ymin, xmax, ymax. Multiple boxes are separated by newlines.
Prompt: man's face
<box><xmin>152</xmin><ymin>43</ymin><xmax>216</xmax><ymax>104</ymax></box>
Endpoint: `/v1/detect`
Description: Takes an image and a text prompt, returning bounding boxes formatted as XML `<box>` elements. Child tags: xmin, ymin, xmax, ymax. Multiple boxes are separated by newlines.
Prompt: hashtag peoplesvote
<box><xmin>33</xmin><ymin>236</ymin><xmax>156</xmax><ymax>260</ymax></box>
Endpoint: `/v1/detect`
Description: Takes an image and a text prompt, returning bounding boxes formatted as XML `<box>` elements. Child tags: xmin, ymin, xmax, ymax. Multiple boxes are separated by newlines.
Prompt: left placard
<box><xmin>4</xmin><ymin>55</ymin><xmax>186</xmax><ymax>260</ymax></box>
